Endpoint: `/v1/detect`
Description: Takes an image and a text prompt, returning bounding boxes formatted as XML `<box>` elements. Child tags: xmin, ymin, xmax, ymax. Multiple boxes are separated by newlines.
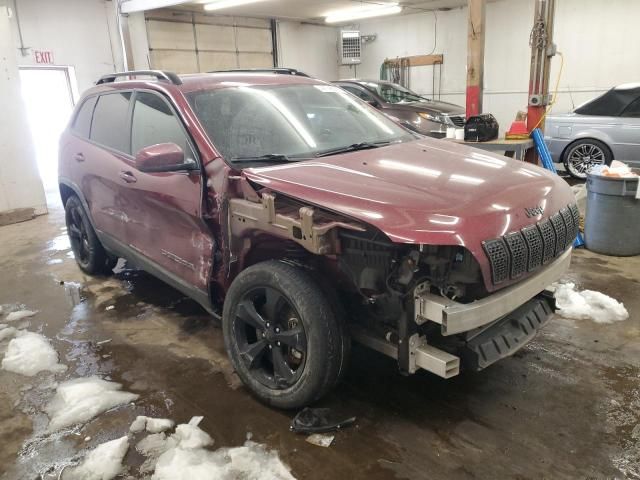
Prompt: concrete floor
<box><xmin>1</xmin><ymin>195</ymin><xmax>639</xmax><ymax>480</ymax></box>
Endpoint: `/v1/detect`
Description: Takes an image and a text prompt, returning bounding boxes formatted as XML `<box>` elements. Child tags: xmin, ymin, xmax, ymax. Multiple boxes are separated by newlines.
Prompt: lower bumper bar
<box><xmin>415</xmin><ymin>248</ymin><xmax>571</xmax><ymax>335</ymax></box>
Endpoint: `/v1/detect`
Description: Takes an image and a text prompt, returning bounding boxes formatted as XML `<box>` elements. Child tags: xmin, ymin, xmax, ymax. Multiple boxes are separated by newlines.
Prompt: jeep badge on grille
<box><xmin>525</xmin><ymin>205</ymin><xmax>544</xmax><ymax>217</ymax></box>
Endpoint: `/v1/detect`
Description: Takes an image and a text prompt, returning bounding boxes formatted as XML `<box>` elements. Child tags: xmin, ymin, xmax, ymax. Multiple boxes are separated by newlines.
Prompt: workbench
<box><xmin>444</xmin><ymin>138</ymin><xmax>534</xmax><ymax>161</ymax></box>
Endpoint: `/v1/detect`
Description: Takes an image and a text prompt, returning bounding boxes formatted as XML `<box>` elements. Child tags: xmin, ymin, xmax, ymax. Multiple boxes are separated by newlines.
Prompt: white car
<box><xmin>545</xmin><ymin>84</ymin><xmax>640</xmax><ymax>178</ymax></box>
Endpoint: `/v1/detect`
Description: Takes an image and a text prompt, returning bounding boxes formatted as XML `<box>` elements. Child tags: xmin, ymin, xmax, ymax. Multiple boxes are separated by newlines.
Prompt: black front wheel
<box><xmin>65</xmin><ymin>195</ymin><xmax>116</xmax><ymax>275</ymax></box>
<box><xmin>223</xmin><ymin>261</ymin><xmax>348</xmax><ymax>409</ymax></box>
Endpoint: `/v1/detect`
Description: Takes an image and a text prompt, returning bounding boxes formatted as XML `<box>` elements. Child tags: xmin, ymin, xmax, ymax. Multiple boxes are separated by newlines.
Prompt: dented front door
<box><xmin>123</xmin><ymin>90</ymin><xmax>213</xmax><ymax>292</ymax></box>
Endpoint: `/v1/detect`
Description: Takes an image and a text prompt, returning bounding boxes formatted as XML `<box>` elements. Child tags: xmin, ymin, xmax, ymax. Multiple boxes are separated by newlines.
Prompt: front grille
<box><xmin>483</xmin><ymin>203</ymin><xmax>579</xmax><ymax>284</ymax></box>
<box><xmin>447</xmin><ymin>115</ymin><xmax>466</xmax><ymax>127</ymax></box>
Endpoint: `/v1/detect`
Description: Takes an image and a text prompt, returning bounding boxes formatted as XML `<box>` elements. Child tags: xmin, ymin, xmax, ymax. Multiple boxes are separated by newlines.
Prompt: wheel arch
<box><xmin>560</xmin><ymin>135</ymin><xmax>613</xmax><ymax>163</ymax></box>
<box><xmin>58</xmin><ymin>178</ymin><xmax>98</xmax><ymax>231</ymax></box>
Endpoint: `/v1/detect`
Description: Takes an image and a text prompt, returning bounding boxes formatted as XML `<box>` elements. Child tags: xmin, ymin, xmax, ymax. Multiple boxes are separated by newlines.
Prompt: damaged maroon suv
<box><xmin>59</xmin><ymin>70</ymin><xmax>578</xmax><ymax>408</ymax></box>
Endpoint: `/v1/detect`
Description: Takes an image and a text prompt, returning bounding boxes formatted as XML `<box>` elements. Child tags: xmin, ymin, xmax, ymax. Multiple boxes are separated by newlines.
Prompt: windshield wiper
<box><xmin>230</xmin><ymin>154</ymin><xmax>301</xmax><ymax>163</ymax></box>
<box><xmin>314</xmin><ymin>141</ymin><xmax>391</xmax><ymax>158</ymax></box>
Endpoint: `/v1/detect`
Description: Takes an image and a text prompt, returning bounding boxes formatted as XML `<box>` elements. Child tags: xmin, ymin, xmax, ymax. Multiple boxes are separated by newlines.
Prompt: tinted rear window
<box><xmin>72</xmin><ymin>96</ymin><xmax>97</xmax><ymax>139</ymax></box>
<box><xmin>91</xmin><ymin>92</ymin><xmax>132</xmax><ymax>153</ymax></box>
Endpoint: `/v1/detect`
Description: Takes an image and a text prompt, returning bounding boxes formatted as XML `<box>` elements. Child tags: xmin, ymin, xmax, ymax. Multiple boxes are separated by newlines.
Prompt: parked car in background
<box><xmin>332</xmin><ymin>79</ymin><xmax>466</xmax><ymax>137</ymax></box>
<box><xmin>60</xmin><ymin>70</ymin><xmax>578</xmax><ymax>409</ymax></box>
<box><xmin>545</xmin><ymin>83</ymin><xmax>640</xmax><ymax>179</ymax></box>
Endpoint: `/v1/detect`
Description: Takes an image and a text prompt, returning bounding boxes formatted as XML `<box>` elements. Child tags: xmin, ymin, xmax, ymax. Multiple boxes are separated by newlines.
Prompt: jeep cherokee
<box><xmin>59</xmin><ymin>70</ymin><xmax>578</xmax><ymax>408</ymax></box>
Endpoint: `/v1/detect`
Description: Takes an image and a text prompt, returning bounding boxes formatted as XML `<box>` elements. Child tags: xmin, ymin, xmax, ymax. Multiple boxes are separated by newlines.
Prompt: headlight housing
<box><xmin>418</xmin><ymin>112</ymin><xmax>446</xmax><ymax>123</ymax></box>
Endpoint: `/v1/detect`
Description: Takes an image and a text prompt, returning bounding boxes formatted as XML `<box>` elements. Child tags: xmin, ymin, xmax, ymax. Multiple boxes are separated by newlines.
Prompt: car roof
<box><xmin>88</xmin><ymin>71</ymin><xmax>325</xmax><ymax>96</ymax></box>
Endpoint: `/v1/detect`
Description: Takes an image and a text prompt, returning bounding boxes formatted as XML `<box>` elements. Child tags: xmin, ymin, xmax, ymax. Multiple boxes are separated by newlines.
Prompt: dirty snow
<box><xmin>5</xmin><ymin>310</ymin><xmax>38</xmax><ymax>322</ymax></box>
<box><xmin>45</xmin><ymin>377</ymin><xmax>139</xmax><ymax>431</ymax></box>
<box><xmin>0</xmin><ymin>326</ymin><xmax>18</xmax><ymax>341</ymax></box>
<box><xmin>306</xmin><ymin>433</ymin><xmax>334</xmax><ymax>447</ymax></box>
<box><xmin>63</xmin><ymin>436</ymin><xmax>129</xmax><ymax>480</ymax></box>
<box><xmin>1</xmin><ymin>331</ymin><xmax>67</xmax><ymax>376</ymax></box>
<box><xmin>130</xmin><ymin>415</ymin><xmax>175</xmax><ymax>434</ymax></box>
<box><xmin>552</xmin><ymin>282</ymin><xmax>629</xmax><ymax>324</ymax></box>
<box><xmin>132</xmin><ymin>417</ymin><xmax>295</xmax><ymax>480</ymax></box>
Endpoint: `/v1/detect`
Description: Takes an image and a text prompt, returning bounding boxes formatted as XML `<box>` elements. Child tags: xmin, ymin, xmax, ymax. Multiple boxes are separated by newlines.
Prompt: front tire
<box><xmin>222</xmin><ymin>261</ymin><xmax>347</xmax><ymax>409</ymax></box>
<box><xmin>563</xmin><ymin>139</ymin><xmax>612</xmax><ymax>179</ymax></box>
<box><xmin>64</xmin><ymin>195</ymin><xmax>116</xmax><ymax>275</ymax></box>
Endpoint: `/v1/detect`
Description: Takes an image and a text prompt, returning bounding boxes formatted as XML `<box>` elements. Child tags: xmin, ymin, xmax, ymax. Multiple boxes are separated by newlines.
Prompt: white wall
<box><xmin>9</xmin><ymin>0</ymin><xmax>124</xmax><ymax>94</ymax></box>
<box><xmin>337</xmin><ymin>0</ymin><xmax>640</xmax><ymax>130</ymax></box>
<box><xmin>0</xmin><ymin>6</ymin><xmax>46</xmax><ymax>215</ymax></box>
<box><xmin>277</xmin><ymin>21</ymin><xmax>339</xmax><ymax>81</ymax></box>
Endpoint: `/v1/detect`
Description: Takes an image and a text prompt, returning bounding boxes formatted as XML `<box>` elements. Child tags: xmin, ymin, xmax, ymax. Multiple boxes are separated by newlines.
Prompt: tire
<box><xmin>222</xmin><ymin>260</ymin><xmax>347</xmax><ymax>409</ymax></box>
<box><xmin>562</xmin><ymin>139</ymin><xmax>612</xmax><ymax>179</ymax></box>
<box><xmin>64</xmin><ymin>195</ymin><xmax>116</xmax><ymax>275</ymax></box>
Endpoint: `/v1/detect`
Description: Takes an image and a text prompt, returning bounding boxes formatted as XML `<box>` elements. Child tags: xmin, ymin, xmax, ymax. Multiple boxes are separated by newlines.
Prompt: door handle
<box><xmin>119</xmin><ymin>171</ymin><xmax>137</xmax><ymax>183</ymax></box>
<box><xmin>74</xmin><ymin>153</ymin><xmax>85</xmax><ymax>162</ymax></box>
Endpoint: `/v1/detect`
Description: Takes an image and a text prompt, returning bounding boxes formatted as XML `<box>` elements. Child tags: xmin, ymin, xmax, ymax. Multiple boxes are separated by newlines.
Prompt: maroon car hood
<box><xmin>243</xmin><ymin>138</ymin><xmax>574</xmax><ymax>290</ymax></box>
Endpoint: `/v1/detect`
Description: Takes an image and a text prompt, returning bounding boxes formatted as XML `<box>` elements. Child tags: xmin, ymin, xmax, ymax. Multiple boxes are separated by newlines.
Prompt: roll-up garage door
<box><xmin>145</xmin><ymin>9</ymin><xmax>273</xmax><ymax>73</ymax></box>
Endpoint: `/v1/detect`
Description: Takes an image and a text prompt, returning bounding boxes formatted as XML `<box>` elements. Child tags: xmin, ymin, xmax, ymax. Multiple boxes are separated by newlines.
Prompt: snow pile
<box><xmin>64</xmin><ymin>436</ymin><xmax>129</xmax><ymax>480</ymax></box>
<box><xmin>1</xmin><ymin>331</ymin><xmax>67</xmax><ymax>376</ymax></box>
<box><xmin>130</xmin><ymin>415</ymin><xmax>175</xmax><ymax>434</ymax></box>
<box><xmin>0</xmin><ymin>326</ymin><xmax>18</xmax><ymax>341</ymax></box>
<box><xmin>46</xmin><ymin>377</ymin><xmax>139</xmax><ymax>431</ymax></box>
<box><xmin>553</xmin><ymin>282</ymin><xmax>629</xmax><ymax>324</ymax></box>
<box><xmin>133</xmin><ymin>416</ymin><xmax>295</xmax><ymax>480</ymax></box>
<box><xmin>6</xmin><ymin>310</ymin><xmax>38</xmax><ymax>322</ymax></box>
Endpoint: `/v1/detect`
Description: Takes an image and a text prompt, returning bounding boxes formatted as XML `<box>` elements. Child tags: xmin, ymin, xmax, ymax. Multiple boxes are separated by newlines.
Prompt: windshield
<box><xmin>361</xmin><ymin>82</ymin><xmax>426</xmax><ymax>104</ymax></box>
<box><xmin>188</xmin><ymin>84</ymin><xmax>414</xmax><ymax>164</ymax></box>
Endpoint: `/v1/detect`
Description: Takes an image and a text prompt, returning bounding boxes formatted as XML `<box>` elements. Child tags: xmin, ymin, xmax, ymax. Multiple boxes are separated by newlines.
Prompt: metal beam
<box><xmin>465</xmin><ymin>0</ymin><xmax>486</xmax><ymax>118</ymax></box>
<box><xmin>120</xmin><ymin>0</ymin><xmax>192</xmax><ymax>14</ymax></box>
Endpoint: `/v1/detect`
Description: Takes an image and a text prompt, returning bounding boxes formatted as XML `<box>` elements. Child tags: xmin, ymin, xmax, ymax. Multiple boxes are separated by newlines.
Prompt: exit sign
<box><xmin>34</xmin><ymin>50</ymin><xmax>54</xmax><ymax>64</ymax></box>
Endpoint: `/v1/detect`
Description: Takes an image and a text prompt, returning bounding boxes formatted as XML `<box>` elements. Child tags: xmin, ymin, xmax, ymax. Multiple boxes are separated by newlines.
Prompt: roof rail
<box><xmin>207</xmin><ymin>67</ymin><xmax>310</xmax><ymax>78</ymax></box>
<box><xmin>96</xmin><ymin>70</ymin><xmax>182</xmax><ymax>86</ymax></box>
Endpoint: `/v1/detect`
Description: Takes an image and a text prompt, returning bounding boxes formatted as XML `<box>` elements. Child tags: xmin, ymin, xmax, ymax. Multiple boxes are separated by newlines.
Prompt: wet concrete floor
<box><xmin>0</xmin><ymin>196</ymin><xmax>638</xmax><ymax>479</ymax></box>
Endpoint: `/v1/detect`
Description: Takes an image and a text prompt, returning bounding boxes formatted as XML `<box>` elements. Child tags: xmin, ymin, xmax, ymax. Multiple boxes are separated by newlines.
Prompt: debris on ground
<box><xmin>129</xmin><ymin>415</ymin><xmax>175</xmax><ymax>434</ymax></box>
<box><xmin>63</xmin><ymin>436</ymin><xmax>129</xmax><ymax>480</ymax></box>
<box><xmin>305</xmin><ymin>433</ymin><xmax>335</xmax><ymax>448</ymax></box>
<box><xmin>552</xmin><ymin>282</ymin><xmax>629</xmax><ymax>324</ymax></box>
<box><xmin>105</xmin><ymin>306</ymin><xmax>115</xmax><ymax>311</ymax></box>
<box><xmin>1</xmin><ymin>331</ymin><xmax>67</xmax><ymax>376</ymax></box>
<box><xmin>96</xmin><ymin>338</ymin><xmax>112</xmax><ymax>345</ymax></box>
<box><xmin>45</xmin><ymin>377</ymin><xmax>139</xmax><ymax>432</ymax></box>
<box><xmin>290</xmin><ymin>407</ymin><xmax>356</xmax><ymax>434</ymax></box>
<box><xmin>5</xmin><ymin>310</ymin><xmax>38</xmax><ymax>322</ymax></box>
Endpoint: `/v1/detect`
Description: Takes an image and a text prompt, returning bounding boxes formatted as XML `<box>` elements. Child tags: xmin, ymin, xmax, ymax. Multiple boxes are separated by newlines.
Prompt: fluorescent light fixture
<box><xmin>204</xmin><ymin>0</ymin><xmax>264</xmax><ymax>11</ymax></box>
<box><xmin>325</xmin><ymin>3</ymin><xmax>402</xmax><ymax>23</ymax></box>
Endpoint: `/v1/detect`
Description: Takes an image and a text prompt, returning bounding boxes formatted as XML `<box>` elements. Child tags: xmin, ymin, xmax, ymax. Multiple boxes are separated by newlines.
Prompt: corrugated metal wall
<box><xmin>145</xmin><ymin>9</ymin><xmax>273</xmax><ymax>73</ymax></box>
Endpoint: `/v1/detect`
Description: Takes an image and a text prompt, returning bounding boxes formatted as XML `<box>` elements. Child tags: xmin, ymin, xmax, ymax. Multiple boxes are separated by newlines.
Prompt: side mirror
<box><xmin>134</xmin><ymin>143</ymin><xmax>196</xmax><ymax>173</ymax></box>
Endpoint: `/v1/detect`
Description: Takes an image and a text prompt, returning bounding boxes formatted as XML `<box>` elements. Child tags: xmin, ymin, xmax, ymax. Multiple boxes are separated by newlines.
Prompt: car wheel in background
<box><xmin>222</xmin><ymin>260</ymin><xmax>347</xmax><ymax>409</ymax></box>
<box><xmin>64</xmin><ymin>195</ymin><xmax>116</xmax><ymax>275</ymax></box>
<box><xmin>563</xmin><ymin>139</ymin><xmax>612</xmax><ymax>179</ymax></box>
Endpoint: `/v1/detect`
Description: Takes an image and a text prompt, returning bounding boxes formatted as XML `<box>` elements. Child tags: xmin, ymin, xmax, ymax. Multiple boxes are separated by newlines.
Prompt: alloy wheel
<box><xmin>67</xmin><ymin>205</ymin><xmax>91</xmax><ymax>265</ymax></box>
<box><xmin>566</xmin><ymin>143</ymin><xmax>606</xmax><ymax>178</ymax></box>
<box><xmin>233</xmin><ymin>286</ymin><xmax>307</xmax><ymax>390</ymax></box>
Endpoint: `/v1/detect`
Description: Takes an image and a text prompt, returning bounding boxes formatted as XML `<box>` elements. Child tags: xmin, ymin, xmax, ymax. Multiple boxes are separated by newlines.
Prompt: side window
<box><xmin>91</xmin><ymin>92</ymin><xmax>132</xmax><ymax>153</ymax></box>
<box><xmin>131</xmin><ymin>91</ymin><xmax>194</xmax><ymax>161</ymax></box>
<box><xmin>342</xmin><ymin>85</ymin><xmax>374</xmax><ymax>102</ymax></box>
<box><xmin>621</xmin><ymin>97</ymin><xmax>640</xmax><ymax>118</ymax></box>
<box><xmin>72</xmin><ymin>96</ymin><xmax>97</xmax><ymax>139</ymax></box>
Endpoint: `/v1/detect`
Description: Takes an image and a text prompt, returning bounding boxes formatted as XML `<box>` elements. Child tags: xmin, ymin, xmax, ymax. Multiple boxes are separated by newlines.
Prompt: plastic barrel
<box><xmin>584</xmin><ymin>172</ymin><xmax>640</xmax><ymax>256</ymax></box>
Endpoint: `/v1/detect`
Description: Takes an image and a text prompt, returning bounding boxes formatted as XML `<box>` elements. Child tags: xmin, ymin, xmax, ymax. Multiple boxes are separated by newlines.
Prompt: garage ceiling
<box><xmin>127</xmin><ymin>1</ymin><xmax>471</xmax><ymax>22</ymax></box>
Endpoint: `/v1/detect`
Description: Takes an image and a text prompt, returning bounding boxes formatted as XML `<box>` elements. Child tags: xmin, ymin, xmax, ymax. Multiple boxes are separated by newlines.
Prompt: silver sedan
<box><xmin>545</xmin><ymin>84</ymin><xmax>640</xmax><ymax>178</ymax></box>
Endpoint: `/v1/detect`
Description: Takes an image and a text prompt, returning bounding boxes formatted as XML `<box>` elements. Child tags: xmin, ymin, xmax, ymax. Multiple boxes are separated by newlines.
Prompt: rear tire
<box><xmin>64</xmin><ymin>195</ymin><xmax>116</xmax><ymax>275</ymax></box>
<box><xmin>222</xmin><ymin>261</ymin><xmax>347</xmax><ymax>409</ymax></box>
<box><xmin>563</xmin><ymin>139</ymin><xmax>612</xmax><ymax>179</ymax></box>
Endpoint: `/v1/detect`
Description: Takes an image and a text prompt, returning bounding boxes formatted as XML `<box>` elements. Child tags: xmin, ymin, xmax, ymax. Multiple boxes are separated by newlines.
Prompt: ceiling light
<box><xmin>325</xmin><ymin>3</ymin><xmax>403</xmax><ymax>24</ymax></box>
<box><xmin>203</xmin><ymin>0</ymin><xmax>264</xmax><ymax>11</ymax></box>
